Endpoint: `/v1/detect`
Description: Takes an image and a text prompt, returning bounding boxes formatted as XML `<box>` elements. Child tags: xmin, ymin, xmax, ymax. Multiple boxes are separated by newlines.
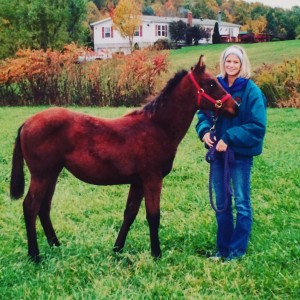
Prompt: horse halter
<box><xmin>188</xmin><ymin>71</ymin><xmax>231</xmax><ymax>109</ymax></box>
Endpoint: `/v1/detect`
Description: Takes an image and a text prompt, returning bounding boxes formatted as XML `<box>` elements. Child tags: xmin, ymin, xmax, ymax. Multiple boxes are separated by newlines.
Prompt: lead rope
<box><xmin>205</xmin><ymin>130</ymin><xmax>234</xmax><ymax>213</ymax></box>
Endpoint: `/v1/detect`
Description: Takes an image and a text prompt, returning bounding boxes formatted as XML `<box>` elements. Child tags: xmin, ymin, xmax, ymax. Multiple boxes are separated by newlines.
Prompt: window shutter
<box><xmin>155</xmin><ymin>24</ymin><xmax>157</xmax><ymax>36</ymax></box>
<box><xmin>165</xmin><ymin>25</ymin><xmax>167</xmax><ymax>37</ymax></box>
<box><xmin>111</xmin><ymin>27</ymin><xmax>113</xmax><ymax>38</ymax></box>
<box><xmin>140</xmin><ymin>25</ymin><xmax>143</xmax><ymax>37</ymax></box>
<box><xmin>102</xmin><ymin>27</ymin><xmax>104</xmax><ymax>38</ymax></box>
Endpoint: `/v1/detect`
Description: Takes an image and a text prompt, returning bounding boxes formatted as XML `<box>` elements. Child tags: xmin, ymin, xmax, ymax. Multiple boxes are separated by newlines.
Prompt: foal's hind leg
<box><xmin>23</xmin><ymin>190</ymin><xmax>41</xmax><ymax>262</ymax></box>
<box><xmin>23</xmin><ymin>176</ymin><xmax>58</xmax><ymax>262</ymax></box>
<box><xmin>114</xmin><ymin>183</ymin><xmax>144</xmax><ymax>253</ymax></box>
<box><xmin>39</xmin><ymin>176</ymin><xmax>61</xmax><ymax>248</ymax></box>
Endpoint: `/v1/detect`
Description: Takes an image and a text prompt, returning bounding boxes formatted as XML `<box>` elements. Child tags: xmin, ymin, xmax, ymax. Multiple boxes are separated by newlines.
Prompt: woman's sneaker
<box><xmin>223</xmin><ymin>252</ymin><xmax>244</xmax><ymax>262</ymax></box>
<box><xmin>209</xmin><ymin>251</ymin><xmax>224</xmax><ymax>261</ymax></box>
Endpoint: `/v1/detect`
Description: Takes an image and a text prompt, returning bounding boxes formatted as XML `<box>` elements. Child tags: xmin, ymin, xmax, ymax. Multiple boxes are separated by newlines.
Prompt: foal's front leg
<box><xmin>114</xmin><ymin>183</ymin><xmax>144</xmax><ymax>253</ymax></box>
<box><xmin>143</xmin><ymin>176</ymin><xmax>162</xmax><ymax>258</ymax></box>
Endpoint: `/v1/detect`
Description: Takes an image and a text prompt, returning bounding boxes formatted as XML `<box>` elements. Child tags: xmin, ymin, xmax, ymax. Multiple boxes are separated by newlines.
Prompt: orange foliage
<box><xmin>0</xmin><ymin>44</ymin><xmax>84</xmax><ymax>85</ymax></box>
<box><xmin>118</xmin><ymin>49</ymin><xmax>169</xmax><ymax>95</ymax></box>
<box><xmin>0</xmin><ymin>45</ymin><xmax>169</xmax><ymax>106</ymax></box>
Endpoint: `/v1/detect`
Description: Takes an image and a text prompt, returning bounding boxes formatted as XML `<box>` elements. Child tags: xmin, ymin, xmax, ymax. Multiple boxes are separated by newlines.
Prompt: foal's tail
<box><xmin>10</xmin><ymin>125</ymin><xmax>25</xmax><ymax>200</ymax></box>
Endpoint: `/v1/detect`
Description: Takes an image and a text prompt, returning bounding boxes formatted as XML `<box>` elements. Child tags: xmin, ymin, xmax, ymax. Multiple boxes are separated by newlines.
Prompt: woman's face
<box><xmin>224</xmin><ymin>54</ymin><xmax>241</xmax><ymax>77</ymax></box>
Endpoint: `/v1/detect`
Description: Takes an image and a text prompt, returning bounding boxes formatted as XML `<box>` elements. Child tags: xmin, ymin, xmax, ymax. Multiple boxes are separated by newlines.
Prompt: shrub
<box><xmin>115</xmin><ymin>49</ymin><xmax>169</xmax><ymax>106</ymax></box>
<box><xmin>240</xmin><ymin>33</ymin><xmax>256</xmax><ymax>43</ymax></box>
<box><xmin>0</xmin><ymin>45</ymin><xmax>169</xmax><ymax>106</ymax></box>
<box><xmin>154</xmin><ymin>39</ymin><xmax>171</xmax><ymax>50</ymax></box>
<box><xmin>253</xmin><ymin>59</ymin><xmax>300</xmax><ymax>108</ymax></box>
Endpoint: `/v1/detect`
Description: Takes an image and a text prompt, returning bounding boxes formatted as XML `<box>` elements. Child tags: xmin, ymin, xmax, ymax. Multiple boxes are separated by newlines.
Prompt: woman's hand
<box><xmin>216</xmin><ymin>139</ymin><xmax>228</xmax><ymax>152</ymax></box>
<box><xmin>202</xmin><ymin>132</ymin><xmax>215</xmax><ymax>148</ymax></box>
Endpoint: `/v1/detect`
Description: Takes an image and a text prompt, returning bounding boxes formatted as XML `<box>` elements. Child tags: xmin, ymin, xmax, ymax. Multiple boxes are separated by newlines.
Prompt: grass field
<box><xmin>0</xmin><ymin>106</ymin><xmax>299</xmax><ymax>299</ymax></box>
<box><xmin>168</xmin><ymin>40</ymin><xmax>300</xmax><ymax>74</ymax></box>
<box><xmin>1</xmin><ymin>41</ymin><xmax>300</xmax><ymax>299</ymax></box>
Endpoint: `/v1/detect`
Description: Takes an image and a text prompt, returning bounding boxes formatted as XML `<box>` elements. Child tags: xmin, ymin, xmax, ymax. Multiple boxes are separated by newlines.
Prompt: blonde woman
<box><xmin>196</xmin><ymin>46</ymin><xmax>267</xmax><ymax>261</ymax></box>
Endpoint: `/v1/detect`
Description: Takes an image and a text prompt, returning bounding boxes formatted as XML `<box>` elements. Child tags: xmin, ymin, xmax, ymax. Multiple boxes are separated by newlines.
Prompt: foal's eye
<box><xmin>210</xmin><ymin>81</ymin><xmax>216</xmax><ymax>87</ymax></box>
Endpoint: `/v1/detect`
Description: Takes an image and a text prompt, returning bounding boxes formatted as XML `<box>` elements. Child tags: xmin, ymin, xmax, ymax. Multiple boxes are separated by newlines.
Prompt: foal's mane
<box><xmin>126</xmin><ymin>69</ymin><xmax>188</xmax><ymax>117</ymax></box>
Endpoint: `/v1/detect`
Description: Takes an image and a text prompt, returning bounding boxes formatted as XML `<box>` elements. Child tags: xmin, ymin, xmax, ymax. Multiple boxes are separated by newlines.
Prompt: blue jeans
<box><xmin>212</xmin><ymin>156</ymin><xmax>253</xmax><ymax>258</ymax></box>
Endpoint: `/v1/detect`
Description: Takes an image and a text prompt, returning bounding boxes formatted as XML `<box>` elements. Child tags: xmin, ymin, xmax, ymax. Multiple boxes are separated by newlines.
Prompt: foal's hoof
<box><xmin>151</xmin><ymin>250</ymin><xmax>162</xmax><ymax>260</ymax></box>
<box><xmin>29</xmin><ymin>254</ymin><xmax>41</xmax><ymax>264</ymax></box>
<box><xmin>48</xmin><ymin>236</ymin><xmax>61</xmax><ymax>247</ymax></box>
<box><xmin>113</xmin><ymin>245</ymin><xmax>123</xmax><ymax>253</ymax></box>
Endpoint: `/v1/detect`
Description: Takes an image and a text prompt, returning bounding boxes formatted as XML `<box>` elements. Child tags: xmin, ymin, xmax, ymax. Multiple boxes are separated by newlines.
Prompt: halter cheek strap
<box><xmin>188</xmin><ymin>71</ymin><xmax>231</xmax><ymax>108</ymax></box>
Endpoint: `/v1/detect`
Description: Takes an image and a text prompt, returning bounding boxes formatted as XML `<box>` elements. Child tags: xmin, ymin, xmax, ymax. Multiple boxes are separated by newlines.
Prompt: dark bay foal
<box><xmin>10</xmin><ymin>55</ymin><xmax>237</xmax><ymax>262</ymax></box>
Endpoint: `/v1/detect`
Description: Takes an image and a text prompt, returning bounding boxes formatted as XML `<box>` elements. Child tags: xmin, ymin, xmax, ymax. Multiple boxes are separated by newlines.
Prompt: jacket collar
<box><xmin>217</xmin><ymin>76</ymin><xmax>249</xmax><ymax>94</ymax></box>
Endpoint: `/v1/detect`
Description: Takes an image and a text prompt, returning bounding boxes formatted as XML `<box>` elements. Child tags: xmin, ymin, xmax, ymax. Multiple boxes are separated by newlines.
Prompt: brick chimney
<box><xmin>187</xmin><ymin>11</ymin><xmax>192</xmax><ymax>27</ymax></box>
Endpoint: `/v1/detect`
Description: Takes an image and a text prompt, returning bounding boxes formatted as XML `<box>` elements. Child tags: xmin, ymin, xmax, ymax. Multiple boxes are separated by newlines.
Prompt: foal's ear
<box><xmin>198</xmin><ymin>55</ymin><xmax>206</xmax><ymax>72</ymax></box>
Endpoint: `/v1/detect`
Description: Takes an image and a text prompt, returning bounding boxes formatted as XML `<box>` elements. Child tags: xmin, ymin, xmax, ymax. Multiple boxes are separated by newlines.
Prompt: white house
<box><xmin>91</xmin><ymin>14</ymin><xmax>240</xmax><ymax>55</ymax></box>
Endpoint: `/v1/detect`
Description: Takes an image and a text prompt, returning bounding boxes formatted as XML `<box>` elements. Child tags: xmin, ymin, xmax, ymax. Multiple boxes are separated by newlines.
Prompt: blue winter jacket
<box><xmin>195</xmin><ymin>77</ymin><xmax>267</xmax><ymax>158</ymax></box>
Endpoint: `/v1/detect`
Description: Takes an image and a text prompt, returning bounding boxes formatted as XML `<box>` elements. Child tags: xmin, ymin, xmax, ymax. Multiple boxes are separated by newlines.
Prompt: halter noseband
<box><xmin>188</xmin><ymin>71</ymin><xmax>231</xmax><ymax>108</ymax></box>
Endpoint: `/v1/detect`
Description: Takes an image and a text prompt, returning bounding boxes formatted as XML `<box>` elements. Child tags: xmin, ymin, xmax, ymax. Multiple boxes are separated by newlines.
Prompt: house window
<box><xmin>134</xmin><ymin>26</ymin><xmax>143</xmax><ymax>37</ymax></box>
<box><xmin>104</xmin><ymin>27</ymin><xmax>111</xmax><ymax>37</ymax></box>
<box><xmin>102</xmin><ymin>27</ymin><xmax>114</xmax><ymax>38</ymax></box>
<box><xmin>155</xmin><ymin>25</ymin><xmax>167</xmax><ymax>37</ymax></box>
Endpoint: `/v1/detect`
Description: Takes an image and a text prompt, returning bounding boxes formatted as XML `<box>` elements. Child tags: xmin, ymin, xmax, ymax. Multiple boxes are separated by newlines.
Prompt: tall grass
<box><xmin>0</xmin><ymin>47</ymin><xmax>168</xmax><ymax>106</ymax></box>
<box><xmin>0</xmin><ymin>107</ymin><xmax>299</xmax><ymax>299</ymax></box>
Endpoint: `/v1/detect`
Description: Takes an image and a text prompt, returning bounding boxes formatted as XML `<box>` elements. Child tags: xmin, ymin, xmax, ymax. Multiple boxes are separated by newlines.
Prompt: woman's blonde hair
<box><xmin>219</xmin><ymin>45</ymin><xmax>251</xmax><ymax>79</ymax></box>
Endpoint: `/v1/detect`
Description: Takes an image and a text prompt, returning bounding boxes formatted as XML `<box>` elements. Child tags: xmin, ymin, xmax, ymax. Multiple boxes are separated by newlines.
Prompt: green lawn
<box><xmin>168</xmin><ymin>40</ymin><xmax>300</xmax><ymax>74</ymax></box>
<box><xmin>0</xmin><ymin>106</ymin><xmax>299</xmax><ymax>299</ymax></box>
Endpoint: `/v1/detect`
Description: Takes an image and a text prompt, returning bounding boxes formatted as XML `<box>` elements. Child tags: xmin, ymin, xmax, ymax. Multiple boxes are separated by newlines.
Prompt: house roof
<box><xmin>91</xmin><ymin>18</ymin><xmax>111</xmax><ymax>26</ymax></box>
<box><xmin>90</xmin><ymin>15</ymin><xmax>240</xmax><ymax>28</ymax></box>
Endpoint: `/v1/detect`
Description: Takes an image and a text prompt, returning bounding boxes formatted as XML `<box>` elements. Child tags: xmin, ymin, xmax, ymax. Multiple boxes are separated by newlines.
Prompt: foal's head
<box><xmin>189</xmin><ymin>55</ymin><xmax>238</xmax><ymax>117</ymax></box>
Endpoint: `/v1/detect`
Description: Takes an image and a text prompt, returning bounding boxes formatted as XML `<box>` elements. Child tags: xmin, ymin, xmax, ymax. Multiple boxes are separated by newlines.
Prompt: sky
<box><xmin>244</xmin><ymin>0</ymin><xmax>300</xmax><ymax>9</ymax></box>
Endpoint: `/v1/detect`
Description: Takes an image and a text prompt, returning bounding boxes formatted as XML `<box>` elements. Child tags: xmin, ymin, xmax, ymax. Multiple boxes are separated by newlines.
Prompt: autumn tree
<box><xmin>242</xmin><ymin>16</ymin><xmax>267</xmax><ymax>34</ymax></box>
<box><xmin>112</xmin><ymin>0</ymin><xmax>142</xmax><ymax>53</ymax></box>
<box><xmin>162</xmin><ymin>0</ymin><xmax>184</xmax><ymax>17</ymax></box>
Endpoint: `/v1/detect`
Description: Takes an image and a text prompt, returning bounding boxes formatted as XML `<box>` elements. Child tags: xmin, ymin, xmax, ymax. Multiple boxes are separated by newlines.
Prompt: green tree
<box><xmin>295</xmin><ymin>25</ymin><xmax>300</xmax><ymax>39</ymax></box>
<box><xmin>286</xmin><ymin>6</ymin><xmax>300</xmax><ymax>40</ymax></box>
<box><xmin>266</xmin><ymin>9</ymin><xmax>287</xmax><ymax>39</ymax></box>
<box><xmin>0</xmin><ymin>0</ymin><xmax>88</xmax><ymax>58</ymax></box>
<box><xmin>112</xmin><ymin>0</ymin><xmax>142</xmax><ymax>53</ymax></box>
<box><xmin>0</xmin><ymin>0</ymin><xmax>19</xmax><ymax>58</ymax></box>
<box><xmin>185</xmin><ymin>25</ymin><xmax>211</xmax><ymax>45</ymax></box>
<box><xmin>190</xmin><ymin>1</ymin><xmax>216</xmax><ymax>19</ymax></box>
<box><xmin>216</xmin><ymin>0</ymin><xmax>222</xmax><ymax>7</ymax></box>
<box><xmin>251</xmin><ymin>5</ymin><xmax>269</xmax><ymax>20</ymax></box>
<box><xmin>92</xmin><ymin>0</ymin><xmax>106</xmax><ymax>9</ymax></box>
<box><xmin>143</xmin><ymin>5</ymin><xmax>155</xmax><ymax>15</ymax></box>
<box><xmin>212</xmin><ymin>22</ymin><xmax>221</xmax><ymax>44</ymax></box>
<box><xmin>169</xmin><ymin>20</ymin><xmax>187</xmax><ymax>45</ymax></box>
